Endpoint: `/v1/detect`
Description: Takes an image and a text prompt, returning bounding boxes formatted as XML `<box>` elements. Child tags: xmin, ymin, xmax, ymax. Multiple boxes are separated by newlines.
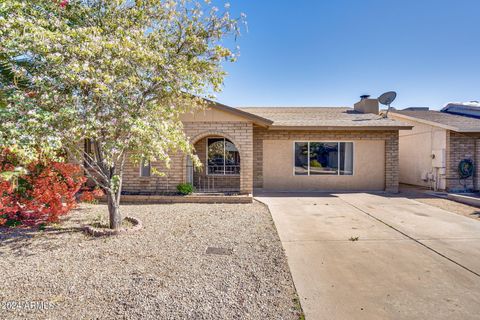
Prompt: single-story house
<box><xmin>121</xmin><ymin>97</ymin><xmax>412</xmax><ymax>195</ymax></box>
<box><xmin>390</xmin><ymin>103</ymin><xmax>480</xmax><ymax>192</ymax></box>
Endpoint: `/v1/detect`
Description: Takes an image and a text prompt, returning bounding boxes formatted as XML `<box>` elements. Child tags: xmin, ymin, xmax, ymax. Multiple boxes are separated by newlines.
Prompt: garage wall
<box><xmin>262</xmin><ymin>140</ymin><xmax>385</xmax><ymax>191</ymax></box>
<box><xmin>253</xmin><ymin>128</ymin><xmax>399</xmax><ymax>192</ymax></box>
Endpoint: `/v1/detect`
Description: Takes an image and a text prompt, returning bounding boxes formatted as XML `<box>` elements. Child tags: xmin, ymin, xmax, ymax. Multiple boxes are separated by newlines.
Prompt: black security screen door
<box><xmin>207</xmin><ymin>138</ymin><xmax>240</xmax><ymax>175</ymax></box>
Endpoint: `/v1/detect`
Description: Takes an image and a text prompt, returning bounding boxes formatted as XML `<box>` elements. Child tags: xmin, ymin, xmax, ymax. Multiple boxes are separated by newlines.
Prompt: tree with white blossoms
<box><xmin>0</xmin><ymin>0</ymin><xmax>243</xmax><ymax>229</ymax></box>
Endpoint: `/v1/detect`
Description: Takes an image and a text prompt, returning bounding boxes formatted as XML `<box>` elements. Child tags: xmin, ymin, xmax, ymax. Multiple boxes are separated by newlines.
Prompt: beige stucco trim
<box><xmin>181</xmin><ymin>108</ymin><xmax>251</xmax><ymax>123</ymax></box>
<box><xmin>267</xmin><ymin>125</ymin><xmax>412</xmax><ymax>131</ymax></box>
<box><xmin>180</xmin><ymin>100</ymin><xmax>272</xmax><ymax>127</ymax></box>
<box><xmin>206</xmin><ymin>100</ymin><xmax>273</xmax><ymax>127</ymax></box>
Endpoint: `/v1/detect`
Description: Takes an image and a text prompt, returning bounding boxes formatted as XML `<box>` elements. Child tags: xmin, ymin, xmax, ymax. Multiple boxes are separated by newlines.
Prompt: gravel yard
<box><xmin>413</xmin><ymin>196</ymin><xmax>480</xmax><ymax>220</ymax></box>
<box><xmin>0</xmin><ymin>202</ymin><xmax>302</xmax><ymax>320</ymax></box>
<box><xmin>398</xmin><ymin>185</ymin><xmax>480</xmax><ymax>221</ymax></box>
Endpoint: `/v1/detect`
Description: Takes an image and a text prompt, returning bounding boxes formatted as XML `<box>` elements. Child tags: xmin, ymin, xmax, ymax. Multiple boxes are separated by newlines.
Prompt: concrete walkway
<box><xmin>256</xmin><ymin>192</ymin><xmax>480</xmax><ymax>320</ymax></box>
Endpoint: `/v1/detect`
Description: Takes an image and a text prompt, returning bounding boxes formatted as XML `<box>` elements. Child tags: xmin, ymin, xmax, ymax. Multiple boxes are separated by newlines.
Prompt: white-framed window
<box><xmin>139</xmin><ymin>159</ymin><xmax>151</xmax><ymax>177</ymax></box>
<box><xmin>293</xmin><ymin>142</ymin><xmax>354</xmax><ymax>176</ymax></box>
<box><xmin>206</xmin><ymin>137</ymin><xmax>240</xmax><ymax>175</ymax></box>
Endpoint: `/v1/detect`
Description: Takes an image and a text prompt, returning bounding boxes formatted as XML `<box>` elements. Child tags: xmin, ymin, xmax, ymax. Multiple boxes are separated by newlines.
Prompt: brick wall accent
<box><xmin>385</xmin><ymin>131</ymin><xmax>399</xmax><ymax>192</ymax></box>
<box><xmin>446</xmin><ymin>131</ymin><xmax>480</xmax><ymax>191</ymax></box>
<box><xmin>122</xmin><ymin>151</ymin><xmax>182</xmax><ymax>194</ymax></box>
<box><xmin>252</xmin><ymin>126</ymin><xmax>400</xmax><ymax>192</ymax></box>
<box><xmin>121</xmin><ymin>123</ymin><xmax>400</xmax><ymax>194</ymax></box>
<box><xmin>122</xmin><ymin>121</ymin><xmax>253</xmax><ymax>194</ymax></box>
<box><xmin>252</xmin><ymin>126</ymin><xmax>264</xmax><ymax>188</ymax></box>
<box><xmin>117</xmin><ymin>194</ymin><xmax>252</xmax><ymax>204</ymax></box>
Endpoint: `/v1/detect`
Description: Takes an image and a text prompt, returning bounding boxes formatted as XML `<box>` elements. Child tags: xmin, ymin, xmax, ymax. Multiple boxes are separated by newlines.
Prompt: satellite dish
<box><xmin>378</xmin><ymin>91</ymin><xmax>397</xmax><ymax>106</ymax></box>
<box><xmin>378</xmin><ymin>91</ymin><xmax>397</xmax><ymax>118</ymax></box>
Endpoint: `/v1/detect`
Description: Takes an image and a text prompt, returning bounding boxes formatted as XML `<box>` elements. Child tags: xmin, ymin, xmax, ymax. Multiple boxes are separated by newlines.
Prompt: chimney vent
<box><xmin>360</xmin><ymin>95</ymin><xmax>370</xmax><ymax>100</ymax></box>
<box><xmin>354</xmin><ymin>97</ymin><xmax>379</xmax><ymax>114</ymax></box>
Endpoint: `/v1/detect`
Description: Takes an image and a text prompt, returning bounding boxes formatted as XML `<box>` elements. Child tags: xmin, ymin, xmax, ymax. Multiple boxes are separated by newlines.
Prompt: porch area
<box><xmin>120</xmin><ymin>120</ymin><xmax>254</xmax><ymax>198</ymax></box>
<box><xmin>187</xmin><ymin>135</ymin><xmax>244</xmax><ymax>194</ymax></box>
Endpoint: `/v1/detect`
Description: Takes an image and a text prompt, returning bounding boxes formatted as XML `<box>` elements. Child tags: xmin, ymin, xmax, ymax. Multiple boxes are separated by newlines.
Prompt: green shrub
<box><xmin>177</xmin><ymin>183</ymin><xmax>195</xmax><ymax>195</ymax></box>
<box><xmin>310</xmin><ymin>159</ymin><xmax>322</xmax><ymax>168</ymax></box>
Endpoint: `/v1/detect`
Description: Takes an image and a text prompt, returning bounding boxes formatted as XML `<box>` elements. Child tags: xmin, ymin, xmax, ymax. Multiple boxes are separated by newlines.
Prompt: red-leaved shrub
<box><xmin>0</xmin><ymin>150</ymin><xmax>86</xmax><ymax>227</ymax></box>
<box><xmin>79</xmin><ymin>187</ymin><xmax>104</xmax><ymax>203</ymax></box>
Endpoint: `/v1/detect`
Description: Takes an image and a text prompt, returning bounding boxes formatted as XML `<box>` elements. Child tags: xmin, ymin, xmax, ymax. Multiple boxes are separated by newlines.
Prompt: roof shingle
<box><xmin>237</xmin><ymin>107</ymin><xmax>412</xmax><ymax>129</ymax></box>
<box><xmin>391</xmin><ymin>110</ymin><xmax>480</xmax><ymax>132</ymax></box>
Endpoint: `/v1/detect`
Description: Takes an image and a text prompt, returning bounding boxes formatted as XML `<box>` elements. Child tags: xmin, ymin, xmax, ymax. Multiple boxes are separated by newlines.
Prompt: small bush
<box><xmin>310</xmin><ymin>159</ymin><xmax>322</xmax><ymax>168</ymax></box>
<box><xmin>177</xmin><ymin>183</ymin><xmax>195</xmax><ymax>195</ymax></box>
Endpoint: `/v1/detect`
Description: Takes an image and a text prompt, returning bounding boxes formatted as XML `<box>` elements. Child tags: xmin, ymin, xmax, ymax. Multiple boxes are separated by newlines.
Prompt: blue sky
<box><xmin>215</xmin><ymin>0</ymin><xmax>480</xmax><ymax>110</ymax></box>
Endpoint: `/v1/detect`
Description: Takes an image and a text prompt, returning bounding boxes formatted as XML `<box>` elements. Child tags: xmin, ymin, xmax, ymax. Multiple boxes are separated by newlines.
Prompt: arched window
<box><xmin>207</xmin><ymin>138</ymin><xmax>240</xmax><ymax>175</ymax></box>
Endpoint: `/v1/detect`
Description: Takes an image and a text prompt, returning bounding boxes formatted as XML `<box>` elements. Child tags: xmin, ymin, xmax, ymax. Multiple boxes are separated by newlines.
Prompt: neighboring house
<box><xmin>390</xmin><ymin>103</ymin><xmax>480</xmax><ymax>192</ymax></box>
<box><xmin>121</xmin><ymin>97</ymin><xmax>412</xmax><ymax>195</ymax></box>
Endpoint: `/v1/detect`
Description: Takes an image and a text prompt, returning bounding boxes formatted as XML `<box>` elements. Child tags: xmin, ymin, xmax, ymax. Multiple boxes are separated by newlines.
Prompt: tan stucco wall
<box><xmin>180</xmin><ymin>107</ymin><xmax>250</xmax><ymax>122</ymax></box>
<box><xmin>262</xmin><ymin>140</ymin><xmax>385</xmax><ymax>191</ymax></box>
<box><xmin>253</xmin><ymin>127</ymin><xmax>399</xmax><ymax>192</ymax></box>
<box><xmin>393</xmin><ymin>117</ymin><xmax>447</xmax><ymax>189</ymax></box>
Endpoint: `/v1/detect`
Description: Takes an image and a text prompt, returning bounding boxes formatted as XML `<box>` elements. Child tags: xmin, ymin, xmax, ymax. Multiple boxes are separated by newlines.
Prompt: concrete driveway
<box><xmin>256</xmin><ymin>192</ymin><xmax>480</xmax><ymax>320</ymax></box>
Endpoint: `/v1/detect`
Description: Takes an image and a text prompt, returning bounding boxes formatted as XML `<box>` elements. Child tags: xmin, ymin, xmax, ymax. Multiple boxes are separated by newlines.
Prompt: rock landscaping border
<box><xmin>98</xmin><ymin>194</ymin><xmax>253</xmax><ymax>204</ymax></box>
<box><xmin>82</xmin><ymin>216</ymin><xmax>142</xmax><ymax>236</ymax></box>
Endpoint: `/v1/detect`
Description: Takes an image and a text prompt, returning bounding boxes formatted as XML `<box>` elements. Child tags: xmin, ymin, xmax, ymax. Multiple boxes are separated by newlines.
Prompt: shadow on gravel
<box><xmin>0</xmin><ymin>225</ymin><xmax>84</xmax><ymax>257</ymax></box>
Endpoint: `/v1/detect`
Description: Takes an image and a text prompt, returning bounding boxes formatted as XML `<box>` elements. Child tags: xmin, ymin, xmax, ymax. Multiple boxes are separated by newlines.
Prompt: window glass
<box><xmin>225</xmin><ymin>140</ymin><xmax>240</xmax><ymax>174</ymax></box>
<box><xmin>294</xmin><ymin>142</ymin><xmax>353</xmax><ymax>176</ymax></box>
<box><xmin>294</xmin><ymin>142</ymin><xmax>309</xmax><ymax>175</ymax></box>
<box><xmin>140</xmin><ymin>160</ymin><xmax>151</xmax><ymax>177</ymax></box>
<box><xmin>339</xmin><ymin>142</ymin><xmax>354</xmax><ymax>175</ymax></box>
<box><xmin>309</xmin><ymin>142</ymin><xmax>338</xmax><ymax>175</ymax></box>
<box><xmin>207</xmin><ymin>138</ymin><xmax>240</xmax><ymax>175</ymax></box>
<box><xmin>207</xmin><ymin>138</ymin><xmax>225</xmax><ymax>174</ymax></box>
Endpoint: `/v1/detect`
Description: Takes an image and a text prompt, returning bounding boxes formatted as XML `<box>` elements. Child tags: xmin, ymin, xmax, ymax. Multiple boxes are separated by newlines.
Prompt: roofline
<box><xmin>205</xmin><ymin>99</ymin><xmax>273</xmax><ymax>127</ymax></box>
<box><xmin>201</xmin><ymin>101</ymin><xmax>413</xmax><ymax>130</ymax></box>
<box><xmin>267</xmin><ymin>125</ymin><xmax>413</xmax><ymax>131</ymax></box>
<box><xmin>441</xmin><ymin>102</ymin><xmax>480</xmax><ymax>111</ymax></box>
<box><xmin>390</xmin><ymin>111</ymin><xmax>480</xmax><ymax>132</ymax></box>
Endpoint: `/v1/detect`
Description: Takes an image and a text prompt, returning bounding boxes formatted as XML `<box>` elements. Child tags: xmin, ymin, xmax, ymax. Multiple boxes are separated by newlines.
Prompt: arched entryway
<box><xmin>187</xmin><ymin>134</ymin><xmax>241</xmax><ymax>193</ymax></box>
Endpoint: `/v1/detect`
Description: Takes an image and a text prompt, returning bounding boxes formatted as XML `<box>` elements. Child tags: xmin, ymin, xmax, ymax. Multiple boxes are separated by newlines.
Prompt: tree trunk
<box><xmin>107</xmin><ymin>191</ymin><xmax>122</xmax><ymax>230</ymax></box>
